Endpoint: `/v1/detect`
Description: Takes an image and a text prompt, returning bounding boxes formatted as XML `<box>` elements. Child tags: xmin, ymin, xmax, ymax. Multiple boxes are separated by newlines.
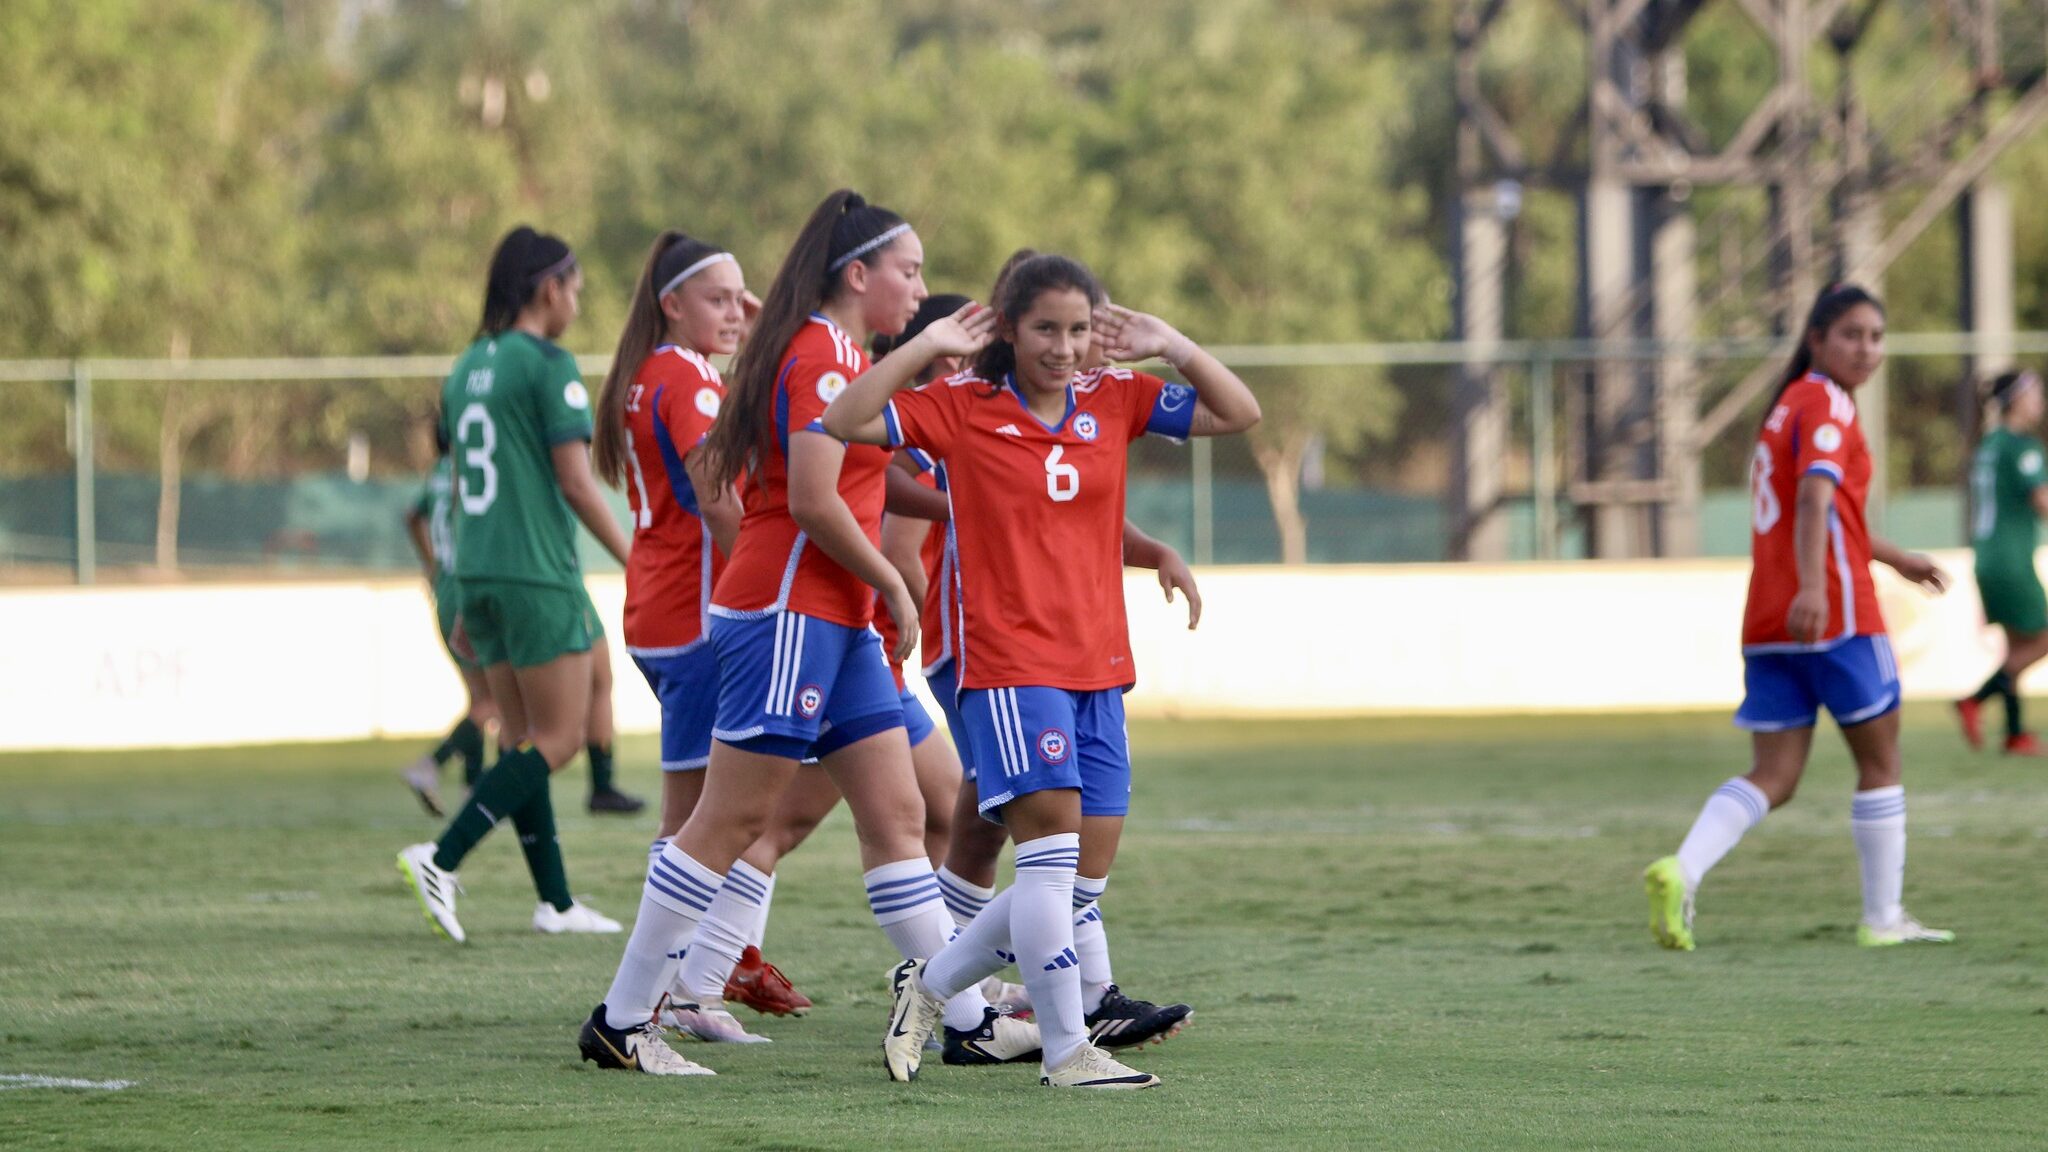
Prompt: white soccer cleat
<box><xmin>883</xmin><ymin>959</ymin><xmax>946</xmax><ymax>1082</ymax></box>
<box><xmin>400</xmin><ymin>757</ymin><xmax>444</xmax><ymax>817</ymax></box>
<box><xmin>397</xmin><ymin>843</ymin><xmax>465</xmax><ymax>944</ymax></box>
<box><xmin>660</xmin><ymin>1001</ymin><xmax>772</xmax><ymax>1044</ymax></box>
<box><xmin>942</xmin><ymin>1006</ymin><xmax>1043</xmax><ymax>1065</ymax></box>
<box><xmin>1039</xmin><ymin>1042</ymin><xmax>1160</xmax><ymax>1089</ymax></box>
<box><xmin>979</xmin><ymin>976</ymin><xmax>1032</xmax><ymax>1014</ymax></box>
<box><xmin>579</xmin><ymin>1007</ymin><xmax>717</xmax><ymax>1076</ymax></box>
<box><xmin>532</xmin><ymin>901</ymin><xmax>622</xmax><ymax>935</ymax></box>
<box><xmin>1857</xmin><ymin>912</ymin><xmax>1956</xmax><ymax>947</ymax></box>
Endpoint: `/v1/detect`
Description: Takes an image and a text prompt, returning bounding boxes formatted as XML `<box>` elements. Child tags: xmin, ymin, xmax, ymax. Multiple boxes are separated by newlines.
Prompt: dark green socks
<box><xmin>586</xmin><ymin>741</ymin><xmax>615</xmax><ymax>793</ymax></box>
<box><xmin>433</xmin><ymin>743</ymin><xmax>551</xmax><ymax>872</ymax></box>
<box><xmin>512</xmin><ymin>786</ymin><xmax>574</xmax><ymax>913</ymax></box>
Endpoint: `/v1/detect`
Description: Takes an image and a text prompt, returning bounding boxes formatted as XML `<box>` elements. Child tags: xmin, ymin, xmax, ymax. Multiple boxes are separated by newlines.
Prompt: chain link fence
<box><xmin>3</xmin><ymin>334</ymin><xmax>2041</xmax><ymax>584</ymax></box>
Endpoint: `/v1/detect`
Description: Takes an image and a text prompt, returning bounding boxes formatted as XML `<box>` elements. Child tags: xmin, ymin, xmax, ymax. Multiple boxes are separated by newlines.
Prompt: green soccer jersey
<box><xmin>415</xmin><ymin>456</ymin><xmax>457</xmax><ymax>576</ymax></box>
<box><xmin>440</xmin><ymin>330</ymin><xmax>594</xmax><ymax>589</ymax></box>
<box><xmin>1971</xmin><ymin>426</ymin><xmax>2046</xmax><ymax>575</ymax></box>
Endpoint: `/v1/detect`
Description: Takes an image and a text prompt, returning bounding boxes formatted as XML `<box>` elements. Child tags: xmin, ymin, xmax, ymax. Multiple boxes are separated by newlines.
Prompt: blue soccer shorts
<box><xmin>630</xmin><ymin>642</ymin><xmax>718</xmax><ymax>771</ymax></box>
<box><xmin>962</xmin><ymin>685</ymin><xmax>1132</xmax><ymax>819</ymax></box>
<box><xmin>1735</xmin><ymin>633</ymin><xmax>1900</xmax><ymax>732</ymax></box>
<box><xmin>709</xmin><ymin>611</ymin><xmax>903</xmax><ymax>761</ymax></box>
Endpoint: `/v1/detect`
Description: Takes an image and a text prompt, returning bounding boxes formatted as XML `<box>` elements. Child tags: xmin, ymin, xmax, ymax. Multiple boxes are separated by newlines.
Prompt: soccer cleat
<box><xmin>532</xmin><ymin>901</ymin><xmax>622</xmax><ymax>935</ymax></box>
<box><xmin>882</xmin><ymin>959</ymin><xmax>945</xmax><ymax>1082</ymax></box>
<box><xmin>724</xmin><ymin>946</ymin><xmax>812</xmax><ymax>1017</ymax></box>
<box><xmin>578</xmin><ymin>1005</ymin><xmax>716</xmax><ymax>1076</ymax></box>
<box><xmin>396</xmin><ymin>842</ymin><xmax>465</xmax><ymax>944</ymax></box>
<box><xmin>1955</xmin><ymin>698</ymin><xmax>1985</xmax><ymax>751</ymax></box>
<box><xmin>1039</xmin><ymin>1043</ymin><xmax>1159</xmax><ymax>1089</ymax></box>
<box><xmin>1084</xmin><ymin>985</ymin><xmax>1192</xmax><ymax>1049</ymax></box>
<box><xmin>1857</xmin><ymin>913</ymin><xmax>1956</xmax><ymax>947</ymax></box>
<box><xmin>943</xmin><ymin>1006</ymin><xmax>1043</xmax><ymax>1065</ymax></box>
<box><xmin>401</xmin><ymin>756</ymin><xmax>444</xmax><ymax>817</ymax></box>
<box><xmin>2004</xmin><ymin>732</ymin><xmax>2043</xmax><ymax>757</ymax></box>
<box><xmin>1643</xmin><ymin>855</ymin><xmax>1695</xmax><ymax>951</ymax></box>
<box><xmin>658</xmin><ymin>1000</ymin><xmax>772</xmax><ymax>1043</ymax></box>
<box><xmin>979</xmin><ymin>975</ymin><xmax>1032</xmax><ymax>1016</ymax></box>
<box><xmin>587</xmin><ymin>787</ymin><xmax>646</xmax><ymax>815</ymax></box>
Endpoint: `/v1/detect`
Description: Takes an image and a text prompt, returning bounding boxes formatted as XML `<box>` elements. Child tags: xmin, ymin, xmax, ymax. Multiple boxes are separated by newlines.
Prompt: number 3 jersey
<box><xmin>883</xmin><ymin>367</ymin><xmax>1196</xmax><ymax>691</ymax></box>
<box><xmin>440</xmin><ymin>330</ymin><xmax>595</xmax><ymax>590</ymax></box>
<box><xmin>620</xmin><ymin>345</ymin><xmax>727</xmax><ymax>652</ymax></box>
<box><xmin>1743</xmin><ymin>371</ymin><xmax>1883</xmax><ymax>650</ymax></box>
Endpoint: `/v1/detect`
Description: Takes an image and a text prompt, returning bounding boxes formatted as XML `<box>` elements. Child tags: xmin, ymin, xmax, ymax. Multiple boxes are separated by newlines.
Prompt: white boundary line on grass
<box><xmin>0</xmin><ymin>1073</ymin><xmax>135</xmax><ymax>1091</ymax></box>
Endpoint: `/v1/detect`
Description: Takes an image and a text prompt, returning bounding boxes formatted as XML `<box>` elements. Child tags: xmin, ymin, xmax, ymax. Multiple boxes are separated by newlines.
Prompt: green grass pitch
<box><xmin>3</xmin><ymin>706</ymin><xmax>2045</xmax><ymax>1150</ymax></box>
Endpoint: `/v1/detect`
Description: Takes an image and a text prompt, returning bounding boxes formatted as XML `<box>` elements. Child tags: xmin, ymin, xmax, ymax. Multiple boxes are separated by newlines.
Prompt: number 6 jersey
<box><xmin>1742</xmin><ymin>371</ymin><xmax>1882</xmax><ymax>650</ymax></box>
<box><xmin>439</xmin><ymin>330</ymin><xmax>595</xmax><ymax>590</ymax></box>
<box><xmin>883</xmin><ymin>367</ymin><xmax>1195</xmax><ymax>690</ymax></box>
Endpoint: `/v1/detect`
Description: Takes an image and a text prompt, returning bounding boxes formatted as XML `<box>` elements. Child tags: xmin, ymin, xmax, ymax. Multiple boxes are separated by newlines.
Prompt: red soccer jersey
<box><xmin>1741</xmin><ymin>372</ymin><xmax>1884</xmax><ymax>649</ymax></box>
<box><xmin>712</xmin><ymin>315</ymin><xmax>891</xmax><ymax>628</ymax></box>
<box><xmin>869</xmin><ymin>465</ymin><xmax>951</xmax><ymax>689</ymax></box>
<box><xmin>884</xmin><ymin>366</ymin><xmax>1196</xmax><ymax>690</ymax></box>
<box><xmin>620</xmin><ymin>346</ymin><xmax>728</xmax><ymax>652</ymax></box>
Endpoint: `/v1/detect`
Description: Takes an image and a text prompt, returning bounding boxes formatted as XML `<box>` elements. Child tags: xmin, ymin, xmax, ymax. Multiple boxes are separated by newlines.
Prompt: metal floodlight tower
<box><xmin>1452</xmin><ymin>0</ymin><xmax>2047</xmax><ymax>560</ymax></box>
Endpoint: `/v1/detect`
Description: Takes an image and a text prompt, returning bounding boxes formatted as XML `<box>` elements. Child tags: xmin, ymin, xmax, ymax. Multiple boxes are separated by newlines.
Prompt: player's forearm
<box><xmin>566</xmin><ymin>481</ymin><xmax>631</xmax><ymax>567</ymax></box>
<box><xmin>881</xmin><ymin>514</ymin><xmax>930</xmax><ymax>605</ymax></box>
<box><xmin>794</xmin><ymin>496</ymin><xmax>907</xmax><ymax>601</ymax></box>
<box><xmin>1120</xmin><ymin>519</ymin><xmax>1168</xmax><ymax>571</ymax></box>
<box><xmin>823</xmin><ymin>337</ymin><xmax>935</xmax><ymax>444</ymax></box>
<box><xmin>1793</xmin><ymin>478</ymin><xmax>1833</xmax><ymax>591</ymax></box>
<box><xmin>884</xmin><ymin>466</ymin><xmax>949</xmax><ymax>520</ymax></box>
<box><xmin>1168</xmin><ymin>340</ymin><xmax>1261</xmax><ymax>436</ymax></box>
<box><xmin>684</xmin><ymin>447</ymin><xmax>741</xmax><ymax>557</ymax></box>
<box><xmin>404</xmin><ymin>513</ymin><xmax>434</xmax><ymax>577</ymax></box>
<box><xmin>1869</xmin><ymin>535</ymin><xmax>1910</xmax><ymax>570</ymax></box>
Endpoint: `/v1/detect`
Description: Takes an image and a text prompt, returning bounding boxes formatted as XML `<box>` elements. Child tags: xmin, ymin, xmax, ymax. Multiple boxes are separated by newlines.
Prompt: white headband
<box><xmin>658</xmin><ymin>251</ymin><xmax>736</xmax><ymax>299</ymax></box>
<box><xmin>827</xmin><ymin>223</ymin><xmax>911</xmax><ymax>274</ymax></box>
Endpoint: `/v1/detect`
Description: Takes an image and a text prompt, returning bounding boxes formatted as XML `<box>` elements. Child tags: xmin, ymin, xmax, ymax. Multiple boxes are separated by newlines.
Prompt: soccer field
<box><xmin>3</xmin><ymin>708</ymin><xmax>2044</xmax><ymax>1150</ymax></box>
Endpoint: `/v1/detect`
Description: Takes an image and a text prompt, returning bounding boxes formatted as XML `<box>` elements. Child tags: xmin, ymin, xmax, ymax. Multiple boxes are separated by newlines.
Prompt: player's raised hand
<box><xmin>916</xmin><ymin>302</ymin><xmax>996</xmax><ymax>360</ymax></box>
<box><xmin>1155</xmin><ymin>548</ymin><xmax>1202</xmax><ymax>630</ymax></box>
<box><xmin>1091</xmin><ymin>304</ymin><xmax>1193</xmax><ymax>365</ymax></box>
<box><xmin>740</xmin><ymin>289</ymin><xmax>763</xmax><ymax>338</ymax></box>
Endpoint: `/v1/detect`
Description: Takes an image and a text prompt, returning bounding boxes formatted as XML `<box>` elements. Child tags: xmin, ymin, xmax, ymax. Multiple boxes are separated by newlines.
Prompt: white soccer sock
<box><xmin>750</xmin><ymin>871</ymin><xmax>776</xmax><ymax>950</ymax></box>
<box><xmin>926</xmin><ymin>889</ymin><xmax>1015</xmax><ymax>995</ymax></box>
<box><xmin>1073</xmin><ymin>873</ymin><xmax>1111</xmax><ymax>1015</ymax></box>
<box><xmin>677</xmin><ymin>861</ymin><xmax>772</xmax><ymax>1004</ymax></box>
<box><xmin>1851</xmin><ymin>785</ymin><xmax>1907</xmax><ymax>927</ymax></box>
<box><xmin>1674</xmin><ymin>776</ymin><xmax>1770</xmax><ymax>889</ymax></box>
<box><xmin>865</xmin><ymin>857</ymin><xmax>994</xmax><ymax>1030</ymax></box>
<box><xmin>603</xmin><ymin>842</ymin><xmax>723</xmax><ymax>1030</ymax></box>
<box><xmin>1010</xmin><ymin>833</ymin><xmax>1086</xmax><ymax>1069</ymax></box>
<box><xmin>936</xmin><ymin>866</ymin><xmax>995</xmax><ymax>931</ymax></box>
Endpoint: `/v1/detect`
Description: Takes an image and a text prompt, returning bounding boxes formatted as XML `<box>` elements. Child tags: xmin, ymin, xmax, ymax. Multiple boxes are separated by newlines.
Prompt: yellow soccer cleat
<box><xmin>1857</xmin><ymin>913</ymin><xmax>1954</xmax><ymax>947</ymax></box>
<box><xmin>1643</xmin><ymin>856</ymin><xmax>1695</xmax><ymax>951</ymax></box>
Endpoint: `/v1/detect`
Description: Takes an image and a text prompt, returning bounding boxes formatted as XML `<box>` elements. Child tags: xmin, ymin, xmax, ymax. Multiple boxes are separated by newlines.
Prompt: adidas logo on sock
<box><xmin>1042</xmin><ymin>947</ymin><xmax>1079</xmax><ymax>972</ymax></box>
<box><xmin>995</xmin><ymin>423</ymin><xmax>1022</xmax><ymax>436</ymax></box>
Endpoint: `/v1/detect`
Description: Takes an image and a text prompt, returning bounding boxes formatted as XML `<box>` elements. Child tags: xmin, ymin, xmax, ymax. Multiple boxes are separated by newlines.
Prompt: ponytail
<box><xmin>1762</xmin><ymin>282</ymin><xmax>1884</xmax><ymax>425</ymax></box>
<box><xmin>970</xmin><ymin>252</ymin><xmax>1104</xmax><ymax>388</ymax></box>
<box><xmin>478</xmin><ymin>225</ymin><xmax>576</xmax><ymax>338</ymax></box>
<box><xmin>593</xmin><ymin>230</ymin><xmax>731</xmax><ymax>489</ymax></box>
<box><xmin>702</xmin><ymin>189</ymin><xmax>909</xmax><ymax>490</ymax></box>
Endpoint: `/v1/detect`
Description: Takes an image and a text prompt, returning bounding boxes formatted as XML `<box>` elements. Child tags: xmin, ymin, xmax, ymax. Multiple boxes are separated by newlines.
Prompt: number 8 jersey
<box><xmin>440</xmin><ymin>330</ymin><xmax>595</xmax><ymax>590</ymax></box>
<box><xmin>1742</xmin><ymin>371</ymin><xmax>1883</xmax><ymax>650</ymax></box>
<box><xmin>883</xmin><ymin>367</ymin><xmax>1196</xmax><ymax>690</ymax></box>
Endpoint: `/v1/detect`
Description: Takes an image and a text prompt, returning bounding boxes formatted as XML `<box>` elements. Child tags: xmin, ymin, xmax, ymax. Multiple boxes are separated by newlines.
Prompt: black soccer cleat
<box><xmin>587</xmin><ymin>787</ymin><xmax>646</xmax><ymax>815</ymax></box>
<box><xmin>577</xmin><ymin>1004</ymin><xmax>713</xmax><ymax>1076</ymax></box>
<box><xmin>1084</xmin><ymin>985</ymin><xmax>1192</xmax><ymax>1049</ymax></box>
<box><xmin>941</xmin><ymin>1006</ymin><xmax>1043</xmax><ymax>1065</ymax></box>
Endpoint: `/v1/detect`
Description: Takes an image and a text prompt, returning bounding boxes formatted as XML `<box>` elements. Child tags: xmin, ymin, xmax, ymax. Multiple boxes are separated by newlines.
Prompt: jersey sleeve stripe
<box><xmin>1804</xmin><ymin>461</ymin><xmax>1844</xmax><ymax>483</ymax></box>
<box><xmin>882</xmin><ymin>400</ymin><xmax>904</xmax><ymax>448</ymax></box>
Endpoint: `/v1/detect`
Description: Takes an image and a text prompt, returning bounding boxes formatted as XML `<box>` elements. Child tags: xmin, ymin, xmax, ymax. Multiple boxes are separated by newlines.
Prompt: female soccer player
<box><xmin>396</xmin><ymin>225</ymin><xmax>629</xmax><ymax>943</ymax></box>
<box><xmin>1957</xmin><ymin>368</ymin><xmax>2048</xmax><ymax>755</ymax></box>
<box><xmin>579</xmin><ymin>191</ymin><xmax>1026</xmax><ymax>1076</ymax></box>
<box><xmin>897</xmin><ymin>277</ymin><xmax>1200</xmax><ymax>1045</ymax></box>
<box><xmin>589</xmin><ymin>229</ymin><xmax>813</xmax><ymax>1023</ymax></box>
<box><xmin>399</xmin><ymin>416</ymin><xmax>496</xmax><ymax>816</ymax></box>
<box><xmin>1644</xmin><ymin>283</ymin><xmax>1953</xmax><ymax>952</ymax></box>
<box><xmin>827</xmin><ymin>252</ymin><xmax>1260</xmax><ymax>1088</ymax></box>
